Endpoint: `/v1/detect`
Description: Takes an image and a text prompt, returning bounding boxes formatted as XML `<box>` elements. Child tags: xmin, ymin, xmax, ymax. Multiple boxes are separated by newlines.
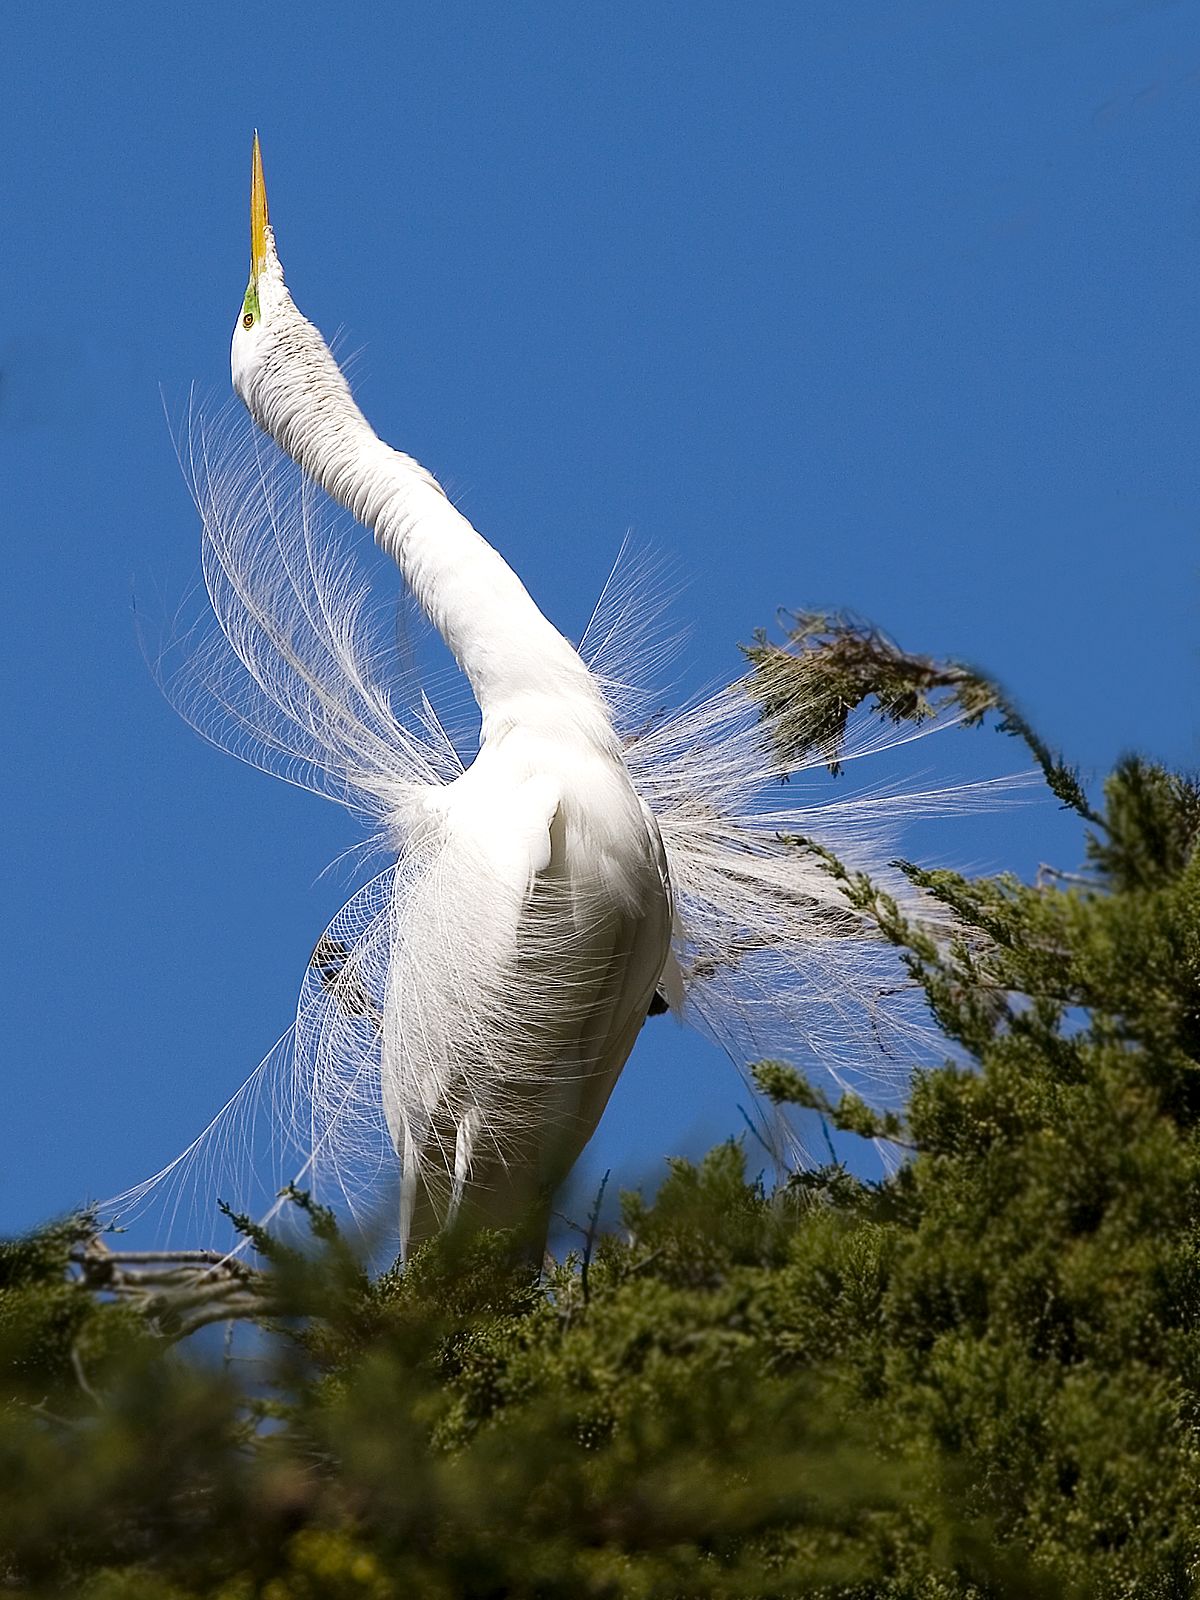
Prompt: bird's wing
<box><xmin>384</xmin><ymin>772</ymin><xmax>564</xmax><ymax>1251</ymax></box>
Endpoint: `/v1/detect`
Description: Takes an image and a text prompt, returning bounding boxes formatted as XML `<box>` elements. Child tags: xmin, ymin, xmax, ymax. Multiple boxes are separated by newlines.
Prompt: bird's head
<box><xmin>230</xmin><ymin>134</ymin><xmax>361</xmax><ymax>450</ymax></box>
<box><xmin>229</xmin><ymin>135</ymin><xmax>370</xmax><ymax>476</ymax></box>
<box><xmin>230</xmin><ymin>133</ymin><xmax>295</xmax><ymax>405</ymax></box>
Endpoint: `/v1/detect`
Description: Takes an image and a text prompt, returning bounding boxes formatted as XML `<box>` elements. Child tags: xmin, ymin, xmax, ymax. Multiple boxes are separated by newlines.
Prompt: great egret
<box><xmin>230</xmin><ymin>136</ymin><xmax>680</xmax><ymax>1257</ymax></box>
<box><xmin>114</xmin><ymin>138</ymin><xmax>999</xmax><ymax>1258</ymax></box>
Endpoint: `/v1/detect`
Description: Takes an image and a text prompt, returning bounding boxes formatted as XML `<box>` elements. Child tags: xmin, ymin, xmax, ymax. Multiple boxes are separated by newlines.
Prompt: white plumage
<box><xmin>110</xmin><ymin>139</ymin><xmax>1006</xmax><ymax>1257</ymax></box>
<box><xmin>223</xmin><ymin>138</ymin><xmax>675</xmax><ymax>1257</ymax></box>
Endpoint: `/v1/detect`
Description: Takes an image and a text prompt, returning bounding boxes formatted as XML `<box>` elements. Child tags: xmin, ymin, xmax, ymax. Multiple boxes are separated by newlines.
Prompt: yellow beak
<box><xmin>250</xmin><ymin>131</ymin><xmax>269</xmax><ymax>281</ymax></box>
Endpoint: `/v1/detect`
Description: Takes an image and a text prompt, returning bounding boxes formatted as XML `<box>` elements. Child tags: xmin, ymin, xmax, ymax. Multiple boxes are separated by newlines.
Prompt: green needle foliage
<box><xmin>743</xmin><ymin>609</ymin><xmax>1098</xmax><ymax>819</ymax></box>
<box><xmin>5</xmin><ymin>618</ymin><xmax>1200</xmax><ymax>1597</ymax></box>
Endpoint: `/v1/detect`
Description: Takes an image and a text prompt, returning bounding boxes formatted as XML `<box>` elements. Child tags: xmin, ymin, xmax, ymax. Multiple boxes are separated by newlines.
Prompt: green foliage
<box><xmin>751</xmin><ymin>1061</ymin><xmax>911</xmax><ymax>1145</ymax></box>
<box><xmin>7</xmin><ymin>636</ymin><xmax>1200</xmax><ymax>1595</ymax></box>
<box><xmin>743</xmin><ymin>609</ymin><xmax>1097</xmax><ymax>819</ymax></box>
<box><xmin>0</xmin><ymin>1213</ymin><xmax>153</xmax><ymax>1399</ymax></box>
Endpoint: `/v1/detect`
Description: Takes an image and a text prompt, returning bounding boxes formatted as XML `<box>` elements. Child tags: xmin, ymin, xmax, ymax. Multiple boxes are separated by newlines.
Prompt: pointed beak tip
<box><xmin>250</xmin><ymin>133</ymin><xmax>269</xmax><ymax>280</ymax></box>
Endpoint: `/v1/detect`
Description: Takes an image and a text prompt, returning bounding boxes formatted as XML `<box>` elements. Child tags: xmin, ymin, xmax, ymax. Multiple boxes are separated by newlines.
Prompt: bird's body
<box><xmin>378</xmin><ymin>721</ymin><xmax>672</xmax><ymax>1249</ymax></box>
<box><xmin>230</xmin><ymin>140</ymin><xmax>672</xmax><ymax>1254</ymax></box>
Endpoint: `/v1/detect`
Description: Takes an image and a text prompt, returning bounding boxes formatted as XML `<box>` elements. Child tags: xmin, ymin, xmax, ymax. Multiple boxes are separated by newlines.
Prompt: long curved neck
<box><xmin>244</xmin><ymin>316</ymin><xmax>605</xmax><ymax>736</ymax></box>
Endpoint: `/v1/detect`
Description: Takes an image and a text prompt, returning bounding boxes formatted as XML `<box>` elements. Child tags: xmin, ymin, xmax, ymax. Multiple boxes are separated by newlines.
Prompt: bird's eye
<box><xmin>242</xmin><ymin>313</ymin><xmax>255</xmax><ymax>330</ymax></box>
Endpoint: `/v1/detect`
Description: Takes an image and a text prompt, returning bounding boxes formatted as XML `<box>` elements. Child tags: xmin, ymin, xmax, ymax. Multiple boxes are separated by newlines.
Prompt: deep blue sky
<box><xmin>2</xmin><ymin>3</ymin><xmax>1197</xmax><ymax>1239</ymax></box>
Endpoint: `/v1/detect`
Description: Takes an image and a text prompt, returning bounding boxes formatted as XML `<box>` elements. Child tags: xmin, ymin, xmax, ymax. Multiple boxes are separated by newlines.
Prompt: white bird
<box><xmin>113</xmin><ymin>138</ymin><xmax>1005</xmax><ymax>1258</ymax></box>
<box><xmin>226</xmin><ymin>135</ymin><xmax>676</xmax><ymax>1258</ymax></box>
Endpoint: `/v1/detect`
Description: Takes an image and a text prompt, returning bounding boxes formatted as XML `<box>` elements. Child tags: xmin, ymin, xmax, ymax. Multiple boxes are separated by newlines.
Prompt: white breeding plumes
<box><xmin>109</xmin><ymin>137</ymin><xmax>1010</xmax><ymax>1257</ymax></box>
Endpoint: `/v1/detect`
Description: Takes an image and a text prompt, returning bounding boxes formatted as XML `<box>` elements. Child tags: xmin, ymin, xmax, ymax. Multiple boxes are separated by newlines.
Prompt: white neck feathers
<box><xmin>236</xmin><ymin>267</ymin><xmax>607</xmax><ymax>736</ymax></box>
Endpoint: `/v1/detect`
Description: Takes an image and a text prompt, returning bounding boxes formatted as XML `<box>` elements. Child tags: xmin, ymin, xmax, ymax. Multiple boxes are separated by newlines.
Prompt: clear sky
<box><xmin>2</xmin><ymin>2</ymin><xmax>1197</xmax><ymax>1240</ymax></box>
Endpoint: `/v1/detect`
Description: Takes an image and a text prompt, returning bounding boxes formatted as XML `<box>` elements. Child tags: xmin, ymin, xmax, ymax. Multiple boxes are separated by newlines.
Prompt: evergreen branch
<box><xmin>751</xmin><ymin>1060</ymin><xmax>913</xmax><ymax>1148</ymax></box>
<box><xmin>744</xmin><ymin>609</ymin><xmax>1101</xmax><ymax>822</ymax></box>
